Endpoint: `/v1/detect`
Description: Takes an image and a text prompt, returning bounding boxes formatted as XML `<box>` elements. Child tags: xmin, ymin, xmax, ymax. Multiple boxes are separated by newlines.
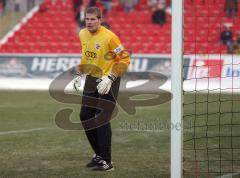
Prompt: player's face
<box><xmin>85</xmin><ymin>13</ymin><xmax>101</xmax><ymax>33</ymax></box>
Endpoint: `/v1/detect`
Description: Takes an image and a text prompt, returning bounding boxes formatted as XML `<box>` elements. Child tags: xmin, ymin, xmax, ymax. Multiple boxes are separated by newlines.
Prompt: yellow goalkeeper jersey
<box><xmin>78</xmin><ymin>26</ymin><xmax>130</xmax><ymax>78</ymax></box>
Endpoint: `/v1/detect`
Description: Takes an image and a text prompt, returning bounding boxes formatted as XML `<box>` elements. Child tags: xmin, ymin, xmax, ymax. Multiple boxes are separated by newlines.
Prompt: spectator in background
<box><xmin>120</xmin><ymin>0</ymin><xmax>138</xmax><ymax>12</ymax></box>
<box><xmin>147</xmin><ymin>0</ymin><xmax>156</xmax><ymax>9</ymax></box>
<box><xmin>14</xmin><ymin>0</ymin><xmax>23</xmax><ymax>12</ymax></box>
<box><xmin>0</xmin><ymin>0</ymin><xmax>6</xmax><ymax>17</ymax></box>
<box><xmin>89</xmin><ymin>0</ymin><xmax>97</xmax><ymax>6</ymax></box>
<box><xmin>220</xmin><ymin>24</ymin><xmax>234</xmax><ymax>53</ymax></box>
<box><xmin>151</xmin><ymin>2</ymin><xmax>167</xmax><ymax>26</ymax></box>
<box><xmin>233</xmin><ymin>32</ymin><xmax>240</xmax><ymax>54</ymax></box>
<box><xmin>164</xmin><ymin>0</ymin><xmax>172</xmax><ymax>14</ymax></box>
<box><xmin>101</xmin><ymin>0</ymin><xmax>112</xmax><ymax>16</ymax></box>
<box><xmin>165</xmin><ymin>0</ymin><xmax>171</xmax><ymax>7</ymax></box>
<box><xmin>190</xmin><ymin>0</ymin><xmax>206</xmax><ymax>4</ymax></box>
<box><xmin>27</xmin><ymin>0</ymin><xmax>36</xmax><ymax>10</ymax></box>
<box><xmin>190</xmin><ymin>0</ymin><xmax>218</xmax><ymax>4</ymax></box>
<box><xmin>101</xmin><ymin>18</ymin><xmax>110</xmax><ymax>29</ymax></box>
<box><xmin>75</xmin><ymin>5</ymin><xmax>86</xmax><ymax>29</ymax></box>
<box><xmin>148</xmin><ymin>0</ymin><xmax>166</xmax><ymax>10</ymax></box>
<box><xmin>233</xmin><ymin>43</ymin><xmax>240</xmax><ymax>54</ymax></box>
<box><xmin>39</xmin><ymin>1</ymin><xmax>48</xmax><ymax>12</ymax></box>
<box><xmin>73</xmin><ymin>0</ymin><xmax>83</xmax><ymax>13</ymax></box>
<box><xmin>224</xmin><ymin>0</ymin><xmax>238</xmax><ymax>18</ymax></box>
<box><xmin>236</xmin><ymin>31</ymin><xmax>240</xmax><ymax>45</ymax></box>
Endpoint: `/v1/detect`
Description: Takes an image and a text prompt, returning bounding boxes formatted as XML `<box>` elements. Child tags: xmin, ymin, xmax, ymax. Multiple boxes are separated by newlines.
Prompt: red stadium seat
<box><xmin>0</xmin><ymin>0</ymin><xmax>239</xmax><ymax>54</ymax></box>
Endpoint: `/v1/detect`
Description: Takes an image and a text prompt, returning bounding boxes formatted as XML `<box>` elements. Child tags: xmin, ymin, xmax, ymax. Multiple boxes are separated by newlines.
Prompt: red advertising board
<box><xmin>188</xmin><ymin>59</ymin><xmax>224</xmax><ymax>79</ymax></box>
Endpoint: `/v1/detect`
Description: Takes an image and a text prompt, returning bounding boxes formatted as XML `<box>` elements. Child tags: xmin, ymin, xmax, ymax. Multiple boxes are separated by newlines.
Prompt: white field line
<box><xmin>114</xmin><ymin>128</ymin><xmax>164</xmax><ymax>133</ymax></box>
<box><xmin>215</xmin><ymin>173</ymin><xmax>240</xmax><ymax>178</ymax></box>
<box><xmin>0</xmin><ymin>128</ymin><xmax>47</xmax><ymax>135</ymax></box>
<box><xmin>0</xmin><ymin>127</ymin><xmax>163</xmax><ymax>136</ymax></box>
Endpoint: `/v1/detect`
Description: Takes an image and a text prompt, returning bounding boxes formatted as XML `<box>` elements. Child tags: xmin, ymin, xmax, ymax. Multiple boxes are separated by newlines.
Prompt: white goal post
<box><xmin>171</xmin><ymin>0</ymin><xmax>184</xmax><ymax>177</ymax></box>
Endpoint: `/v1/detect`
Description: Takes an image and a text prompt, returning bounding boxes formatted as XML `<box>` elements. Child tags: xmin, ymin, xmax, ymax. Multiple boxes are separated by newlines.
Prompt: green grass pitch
<box><xmin>0</xmin><ymin>91</ymin><xmax>239</xmax><ymax>178</ymax></box>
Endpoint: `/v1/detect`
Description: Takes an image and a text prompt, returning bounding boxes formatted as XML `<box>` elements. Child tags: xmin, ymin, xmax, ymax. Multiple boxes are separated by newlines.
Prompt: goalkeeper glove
<box><xmin>70</xmin><ymin>66</ymin><xmax>83</xmax><ymax>93</ymax></box>
<box><xmin>97</xmin><ymin>75</ymin><xmax>116</xmax><ymax>95</ymax></box>
<box><xmin>73</xmin><ymin>75</ymin><xmax>82</xmax><ymax>92</ymax></box>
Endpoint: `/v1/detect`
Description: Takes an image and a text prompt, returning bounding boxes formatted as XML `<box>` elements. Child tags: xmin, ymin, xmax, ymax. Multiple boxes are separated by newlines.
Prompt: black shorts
<box><xmin>80</xmin><ymin>75</ymin><xmax>120</xmax><ymax>130</ymax></box>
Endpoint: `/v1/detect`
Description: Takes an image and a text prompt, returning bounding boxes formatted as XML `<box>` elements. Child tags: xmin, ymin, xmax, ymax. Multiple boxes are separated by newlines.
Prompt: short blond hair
<box><xmin>85</xmin><ymin>7</ymin><xmax>102</xmax><ymax>19</ymax></box>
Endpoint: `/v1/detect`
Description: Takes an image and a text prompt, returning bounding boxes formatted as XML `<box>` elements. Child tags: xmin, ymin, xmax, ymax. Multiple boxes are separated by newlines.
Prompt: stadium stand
<box><xmin>0</xmin><ymin>0</ymin><xmax>239</xmax><ymax>54</ymax></box>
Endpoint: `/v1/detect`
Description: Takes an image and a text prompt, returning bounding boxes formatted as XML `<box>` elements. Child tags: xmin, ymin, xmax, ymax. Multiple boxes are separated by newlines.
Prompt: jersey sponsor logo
<box><xmin>95</xmin><ymin>43</ymin><xmax>101</xmax><ymax>50</ymax></box>
<box><xmin>84</xmin><ymin>51</ymin><xmax>97</xmax><ymax>58</ymax></box>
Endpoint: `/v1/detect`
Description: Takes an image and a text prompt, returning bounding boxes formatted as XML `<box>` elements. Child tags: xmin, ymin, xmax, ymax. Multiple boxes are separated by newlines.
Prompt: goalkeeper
<box><xmin>73</xmin><ymin>7</ymin><xmax>130</xmax><ymax>171</ymax></box>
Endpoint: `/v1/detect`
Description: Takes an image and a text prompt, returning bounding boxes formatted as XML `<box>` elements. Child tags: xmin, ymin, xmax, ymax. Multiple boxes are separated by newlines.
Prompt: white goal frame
<box><xmin>171</xmin><ymin>0</ymin><xmax>184</xmax><ymax>177</ymax></box>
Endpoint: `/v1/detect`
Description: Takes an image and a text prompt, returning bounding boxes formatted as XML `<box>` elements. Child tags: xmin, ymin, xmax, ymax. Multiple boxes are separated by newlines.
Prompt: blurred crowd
<box><xmin>191</xmin><ymin>0</ymin><xmax>240</xmax><ymax>54</ymax></box>
<box><xmin>1</xmin><ymin>0</ymin><xmax>240</xmax><ymax>54</ymax></box>
<box><xmin>73</xmin><ymin>0</ymin><xmax>172</xmax><ymax>29</ymax></box>
<box><xmin>220</xmin><ymin>24</ymin><xmax>240</xmax><ymax>54</ymax></box>
<box><xmin>0</xmin><ymin>0</ymin><xmax>6</xmax><ymax>16</ymax></box>
<box><xmin>219</xmin><ymin>0</ymin><xmax>240</xmax><ymax>54</ymax></box>
<box><xmin>150</xmin><ymin>0</ymin><xmax>171</xmax><ymax>26</ymax></box>
<box><xmin>73</xmin><ymin>0</ymin><xmax>240</xmax><ymax>54</ymax></box>
<box><xmin>0</xmin><ymin>0</ymin><xmax>43</xmax><ymax>16</ymax></box>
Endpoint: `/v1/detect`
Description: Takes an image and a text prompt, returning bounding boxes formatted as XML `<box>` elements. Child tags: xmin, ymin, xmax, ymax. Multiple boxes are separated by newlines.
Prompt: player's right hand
<box><xmin>96</xmin><ymin>76</ymin><xmax>113</xmax><ymax>95</ymax></box>
<box><xmin>73</xmin><ymin>75</ymin><xmax>82</xmax><ymax>92</ymax></box>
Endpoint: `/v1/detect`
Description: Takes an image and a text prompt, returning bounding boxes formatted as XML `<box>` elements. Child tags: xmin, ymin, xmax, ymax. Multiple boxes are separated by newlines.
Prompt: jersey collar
<box><xmin>89</xmin><ymin>26</ymin><xmax>104</xmax><ymax>36</ymax></box>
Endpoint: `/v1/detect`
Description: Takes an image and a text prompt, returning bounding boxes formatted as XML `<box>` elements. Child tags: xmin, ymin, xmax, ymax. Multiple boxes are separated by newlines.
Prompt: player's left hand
<box><xmin>97</xmin><ymin>76</ymin><xmax>113</xmax><ymax>95</ymax></box>
<box><xmin>73</xmin><ymin>75</ymin><xmax>82</xmax><ymax>92</ymax></box>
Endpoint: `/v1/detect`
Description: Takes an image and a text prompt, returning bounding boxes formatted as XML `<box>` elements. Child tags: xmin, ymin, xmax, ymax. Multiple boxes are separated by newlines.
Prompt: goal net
<box><xmin>182</xmin><ymin>0</ymin><xmax>240</xmax><ymax>177</ymax></box>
